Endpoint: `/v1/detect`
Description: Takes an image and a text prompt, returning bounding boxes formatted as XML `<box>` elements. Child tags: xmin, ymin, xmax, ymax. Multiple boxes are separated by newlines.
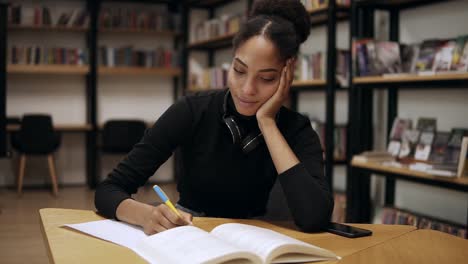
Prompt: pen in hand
<box><xmin>153</xmin><ymin>185</ymin><xmax>193</xmax><ymax>225</ymax></box>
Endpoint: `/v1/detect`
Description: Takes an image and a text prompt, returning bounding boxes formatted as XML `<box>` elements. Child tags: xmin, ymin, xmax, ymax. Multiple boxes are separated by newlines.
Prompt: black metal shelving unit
<box><xmin>346</xmin><ymin>0</ymin><xmax>468</xmax><ymax>229</ymax></box>
<box><xmin>289</xmin><ymin>2</ymin><xmax>351</xmax><ymax>190</ymax></box>
<box><xmin>0</xmin><ymin>2</ymin><xmax>7</xmax><ymax>158</ymax></box>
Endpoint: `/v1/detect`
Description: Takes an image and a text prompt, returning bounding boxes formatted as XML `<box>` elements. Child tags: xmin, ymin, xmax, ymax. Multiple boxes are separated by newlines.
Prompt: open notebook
<box><xmin>66</xmin><ymin>220</ymin><xmax>340</xmax><ymax>264</ymax></box>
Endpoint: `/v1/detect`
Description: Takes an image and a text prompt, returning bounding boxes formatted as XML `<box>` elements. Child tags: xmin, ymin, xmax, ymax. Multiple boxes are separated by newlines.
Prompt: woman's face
<box><xmin>228</xmin><ymin>36</ymin><xmax>285</xmax><ymax>116</ymax></box>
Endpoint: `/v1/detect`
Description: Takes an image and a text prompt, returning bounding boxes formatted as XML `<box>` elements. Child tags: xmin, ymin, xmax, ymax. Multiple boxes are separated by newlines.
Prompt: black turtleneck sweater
<box><xmin>95</xmin><ymin>89</ymin><xmax>333</xmax><ymax>232</ymax></box>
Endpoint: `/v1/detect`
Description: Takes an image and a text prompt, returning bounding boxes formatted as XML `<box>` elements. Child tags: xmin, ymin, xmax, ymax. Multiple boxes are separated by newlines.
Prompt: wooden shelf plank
<box><xmin>99</xmin><ymin>28</ymin><xmax>179</xmax><ymax>36</ymax></box>
<box><xmin>188</xmin><ymin>33</ymin><xmax>236</xmax><ymax>50</ymax></box>
<box><xmin>354</xmin><ymin>73</ymin><xmax>468</xmax><ymax>84</ymax></box>
<box><xmin>7</xmin><ymin>124</ymin><xmax>93</xmax><ymax>132</ymax></box>
<box><xmin>307</xmin><ymin>4</ymin><xmax>350</xmax><ymax>27</ymax></box>
<box><xmin>8</xmin><ymin>24</ymin><xmax>87</xmax><ymax>32</ymax></box>
<box><xmin>98</xmin><ymin>67</ymin><xmax>181</xmax><ymax>76</ymax></box>
<box><xmin>351</xmin><ymin>158</ymin><xmax>468</xmax><ymax>188</ymax></box>
<box><xmin>7</xmin><ymin>64</ymin><xmax>89</xmax><ymax>75</ymax></box>
<box><xmin>292</xmin><ymin>80</ymin><xmax>327</xmax><ymax>87</ymax></box>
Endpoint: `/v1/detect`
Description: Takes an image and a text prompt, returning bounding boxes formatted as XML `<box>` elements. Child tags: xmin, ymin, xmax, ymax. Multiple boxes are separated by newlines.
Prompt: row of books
<box><xmin>189</xmin><ymin>64</ymin><xmax>230</xmax><ymax>90</ymax></box>
<box><xmin>382</xmin><ymin>207</ymin><xmax>467</xmax><ymax>239</ymax></box>
<box><xmin>294</xmin><ymin>50</ymin><xmax>350</xmax><ymax>87</ymax></box>
<box><xmin>353</xmin><ymin>35</ymin><xmax>468</xmax><ymax>77</ymax></box>
<box><xmin>100</xmin><ymin>8</ymin><xmax>181</xmax><ymax>32</ymax></box>
<box><xmin>8</xmin><ymin>6</ymin><xmax>89</xmax><ymax>28</ymax></box>
<box><xmin>386</xmin><ymin>117</ymin><xmax>468</xmax><ymax>177</ymax></box>
<box><xmin>192</xmin><ymin>14</ymin><xmax>244</xmax><ymax>43</ymax></box>
<box><xmin>300</xmin><ymin>0</ymin><xmax>351</xmax><ymax>10</ymax></box>
<box><xmin>309</xmin><ymin>118</ymin><xmax>347</xmax><ymax>161</ymax></box>
<box><xmin>356</xmin><ymin>117</ymin><xmax>468</xmax><ymax>178</ymax></box>
<box><xmin>8</xmin><ymin>46</ymin><xmax>88</xmax><ymax>66</ymax></box>
<box><xmin>99</xmin><ymin>46</ymin><xmax>179</xmax><ymax>68</ymax></box>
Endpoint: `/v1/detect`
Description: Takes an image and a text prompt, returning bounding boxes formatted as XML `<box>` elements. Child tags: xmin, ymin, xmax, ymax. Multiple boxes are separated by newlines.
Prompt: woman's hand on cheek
<box><xmin>256</xmin><ymin>58</ymin><xmax>295</xmax><ymax>122</ymax></box>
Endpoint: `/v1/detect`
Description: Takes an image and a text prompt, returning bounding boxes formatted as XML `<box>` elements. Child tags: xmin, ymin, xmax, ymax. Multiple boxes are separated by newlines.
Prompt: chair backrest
<box><xmin>102</xmin><ymin>120</ymin><xmax>147</xmax><ymax>153</ymax></box>
<box><xmin>17</xmin><ymin>114</ymin><xmax>59</xmax><ymax>154</ymax></box>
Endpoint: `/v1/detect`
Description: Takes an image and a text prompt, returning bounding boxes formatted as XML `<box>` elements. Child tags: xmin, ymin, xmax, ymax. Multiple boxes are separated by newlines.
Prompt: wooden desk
<box><xmin>39</xmin><ymin>208</ymin><xmax>416</xmax><ymax>264</ymax></box>
<box><xmin>329</xmin><ymin>229</ymin><xmax>468</xmax><ymax>264</ymax></box>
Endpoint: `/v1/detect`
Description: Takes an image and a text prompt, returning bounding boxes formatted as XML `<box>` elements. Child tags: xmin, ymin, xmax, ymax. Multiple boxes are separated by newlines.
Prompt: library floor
<box><xmin>0</xmin><ymin>183</ymin><xmax>178</xmax><ymax>264</ymax></box>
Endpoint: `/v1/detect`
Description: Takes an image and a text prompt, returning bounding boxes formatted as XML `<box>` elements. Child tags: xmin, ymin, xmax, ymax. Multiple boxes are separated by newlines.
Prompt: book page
<box><xmin>136</xmin><ymin>226</ymin><xmax>261</xmax><ymax>264</ymax></box>
<box><xmin>211</xmin><ymin>223</ymin><xmax>338</xmax><ymax>264</ymax></box>
<box><xmin>66</xmin><ymin>220</ymin><xmax>261</xmax><ymax>264</ymax></box>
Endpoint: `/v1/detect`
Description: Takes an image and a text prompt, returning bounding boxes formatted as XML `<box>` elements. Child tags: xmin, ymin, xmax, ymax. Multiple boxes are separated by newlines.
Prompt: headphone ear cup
<box><xmin>223</xmin><ymin>116</ymin><xmax>243</xmax><ymax>145</ymax></box>
<box><xmin>241</xmin><ymin>132</ymin><xmax>264</xmax><ymax>154</ymax></box>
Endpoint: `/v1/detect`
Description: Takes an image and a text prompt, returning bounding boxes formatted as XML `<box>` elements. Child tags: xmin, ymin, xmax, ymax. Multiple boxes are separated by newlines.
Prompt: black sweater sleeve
<box><xmin>278</xmin><ymin>121</ymin><xmax>334</xmax><ymax>232</ymax></box>
<box><xmin>95</xmin><ymin>98</ymin><xmax>193</xmax><ymax>219</ymax></box>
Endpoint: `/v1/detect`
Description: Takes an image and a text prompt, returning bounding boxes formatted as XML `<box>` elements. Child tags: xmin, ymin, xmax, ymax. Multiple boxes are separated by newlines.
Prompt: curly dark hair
<box><xmin>233</xmin><ymin>0</ymin><xmax>311</xmax><ymax>61</ymax></box>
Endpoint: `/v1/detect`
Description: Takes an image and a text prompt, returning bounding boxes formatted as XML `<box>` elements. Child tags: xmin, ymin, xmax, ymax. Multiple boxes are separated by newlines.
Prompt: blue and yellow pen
<box><xmin>152</xmin><ymin>185</ymin><xmax>182</xmax><ymax>218</ymax></box>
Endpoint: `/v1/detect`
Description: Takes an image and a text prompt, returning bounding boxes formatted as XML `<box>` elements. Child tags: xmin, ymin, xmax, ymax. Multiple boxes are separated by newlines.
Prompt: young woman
<box><xmin>95</xmin><ymin>0</ymin><xmax>333</xmax><ymax>235</ymax></box>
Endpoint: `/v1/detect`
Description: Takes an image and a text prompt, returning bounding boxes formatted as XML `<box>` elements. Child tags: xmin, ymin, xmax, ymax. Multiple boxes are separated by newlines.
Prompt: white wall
<box><xmin>1</xmin><ymin>0</ymin><xmax>175</xmax><ymax>187</ymax></box>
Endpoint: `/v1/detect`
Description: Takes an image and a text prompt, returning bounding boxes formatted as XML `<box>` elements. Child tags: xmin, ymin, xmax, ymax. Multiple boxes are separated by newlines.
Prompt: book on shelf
<box><xmin>8</xmin><ymin>5</ymin><xmax>89</xmax><ymax>28</ymax></box>
<box><xmin>353</xmin><ymin>34</ymin><xmax>468</xmax><ymax>77</ymax></box>
<box><xmin>66</xmin><ymin>220</ymin><xmax>340</xmax><ymax>264</ymax></box>
<box><xmin>294</xmin><ymin>49</ymin><xmax>350</xmax><ymax>87</ymax></box>
<box><xmin>300</xmin><ymin>0</ymin><xmax>351</xmax><ymax>10</ymax></box>
<box><xmin>414</xmin><ymin>39</ymin><xmax>448</xmax><ymax>73</ymax></box>
<box><xmin>191</xmin><ymin>13</ymin><xmax>244</xmax><ymax>43</ymax></box>
<box><xmin>387</xmin><ymin>117</ymin><xmax>412</xmax><ymax>157</ymax></box>
<box><xmin>414</xmin><ymin>131</ymin><xmax>435</xmax><ymax>161</ymax></box>
<box><xmin>8</xmin><ymin>45</ymin><xmax>88</xmax><ymax>66</ymax></box>
<box><xmin>428</xmin><ymin>131</ymin><xmax>451</xmax><ymax>164</ymax></box>
<box><xmin>99</xmin><ymin>6</ymin><xmax>180</xmax><ymax>32</ymax></box>
<box><xmin>99</xmin><ymin>46</ymin><xmax>179</xmax><ymax>68</ymax></box>
<box><xmin>309</xmin><ymin>118</ymin><xmax>346</xmax><ymax>161</ymax></box>
<box><xmin>382</xmin><ymin>207</ymin><xmax>467</xmax><ymax>239</ymax></box>
<box><xmin>457</xmin><ymin>137</ymin><xmax>468</xmax><ymax>177</ymax></box>
<box><xmin>398</xmin><ymin>129</ymin><xmax>420</xmax><ymax>159</ymax></box>
<box><xmin>413</xmin><ymin>117</ymin><xmax>437</xmax><ymax>161</ymax></box>
<box><xmin>189</xmin><ymin>63</ymin><xmax>230</xmax><ymax>91</ymax></box>
<box><xmin>428</xmin><ymin>128</ymin><xmax>468</xmax><ymax>173</ymax></box>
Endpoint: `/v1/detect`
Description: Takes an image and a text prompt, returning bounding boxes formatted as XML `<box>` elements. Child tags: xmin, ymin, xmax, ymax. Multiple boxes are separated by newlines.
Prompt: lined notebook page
<box><xmin>136</xmin><ymin>226</ymin><xmax>260</xmax><ymax>264</ymax></box>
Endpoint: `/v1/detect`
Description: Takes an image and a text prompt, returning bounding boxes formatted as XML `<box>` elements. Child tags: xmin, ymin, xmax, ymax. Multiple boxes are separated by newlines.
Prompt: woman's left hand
<box><xmin>256</xmin><ymin>58</ymin><xmax>295</xmax><ymax>122</ymax></box>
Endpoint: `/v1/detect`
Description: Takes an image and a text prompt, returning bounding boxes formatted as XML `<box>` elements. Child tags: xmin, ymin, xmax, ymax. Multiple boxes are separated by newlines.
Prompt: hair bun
<box><xmin>250</xmin><ymin>0</ymin><xmax>311</xmax><ymax>44</ymax></box>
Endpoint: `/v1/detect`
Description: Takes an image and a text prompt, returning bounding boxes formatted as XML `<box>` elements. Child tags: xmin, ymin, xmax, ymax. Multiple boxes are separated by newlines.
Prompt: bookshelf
<box><xmin>346</xmin><ymin>0</ymin><xmax>468</xmax><ymax>231</ymax></box>
<box><xmin>1</xmin><ymin>0</ymin><xmax>181</xmax><ymax>188</ymax></box>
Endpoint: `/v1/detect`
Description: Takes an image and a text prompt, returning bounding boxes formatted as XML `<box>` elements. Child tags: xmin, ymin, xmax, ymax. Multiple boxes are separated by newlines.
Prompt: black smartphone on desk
<box><xmin>327</xmin><ymin>222</ymin><xmax>372</xmax><ymax>238</ymax></box>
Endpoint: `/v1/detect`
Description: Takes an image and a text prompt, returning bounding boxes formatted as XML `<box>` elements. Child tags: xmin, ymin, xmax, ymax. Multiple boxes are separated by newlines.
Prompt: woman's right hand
<box><xmin>141</xmin><ymin>204</ymin><xmax>193</xmax><ymax>235</ymax></box>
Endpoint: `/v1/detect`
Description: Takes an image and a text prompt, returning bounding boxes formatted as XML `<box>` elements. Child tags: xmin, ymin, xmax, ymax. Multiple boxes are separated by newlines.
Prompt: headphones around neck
<box><xmin>222</xmin><ymin>90</ymin><xmax>265</xmax><ymax>154</ymax></box>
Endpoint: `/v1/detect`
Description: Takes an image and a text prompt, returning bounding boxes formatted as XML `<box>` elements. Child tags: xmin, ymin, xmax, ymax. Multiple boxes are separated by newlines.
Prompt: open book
<box><xmin>66</xmin><ymin>220</ymin><xmax>340</xmax><ymax>264</ymax></box>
